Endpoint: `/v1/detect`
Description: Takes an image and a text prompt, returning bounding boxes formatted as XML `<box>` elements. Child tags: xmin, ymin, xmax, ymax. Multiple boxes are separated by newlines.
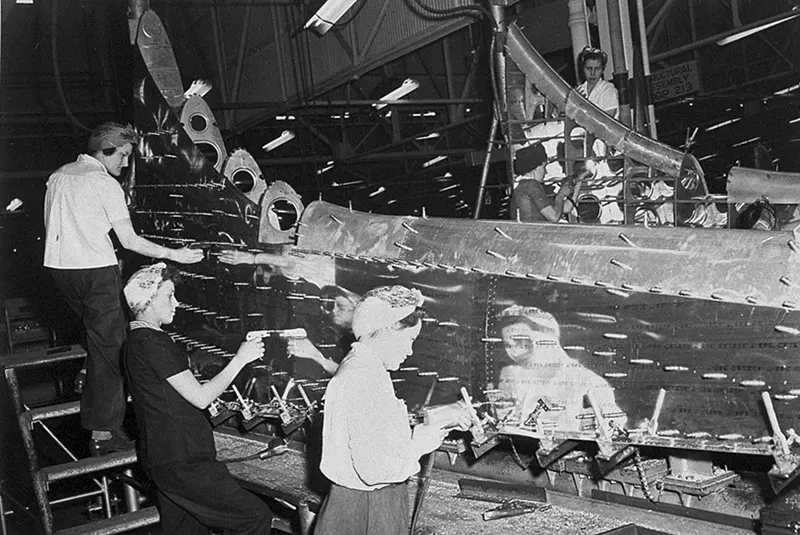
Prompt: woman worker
<box><xmin>576</xmin><ymin>46</ymin><xmax>619</xmax><ymax>119</ymax></box>
<box><xmin>123</xmin><ymin>263</ymin><xmax>273</xmax><ymax>534</ymax></box>
<box><xmin>314</xmin><ymin>285</ymin><xmax>468</xmax><ymax>535</ymax></box>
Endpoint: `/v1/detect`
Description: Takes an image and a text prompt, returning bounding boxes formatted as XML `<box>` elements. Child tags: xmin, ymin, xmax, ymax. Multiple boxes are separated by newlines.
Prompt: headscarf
<box><xmin>497</xmin><ymin>305</ymin><xmax>560</xmax><ymax>342</ymax></box>
<box><xmin>351</xmin><ymin>285</ymin><xmax>425</xmax><ymax>340</ymax></box>
<box><xmin>124</xmin><ymin>262</ymin><xmax>168</xmax><ymax>316</ymax></box>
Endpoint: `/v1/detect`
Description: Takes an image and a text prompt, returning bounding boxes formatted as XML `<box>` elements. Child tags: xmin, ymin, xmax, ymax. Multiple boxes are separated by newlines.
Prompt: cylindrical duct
<box><xmin>506</xmin><ymin>23</ymin><xmax>701</xmax><ymax>179</ymax></box>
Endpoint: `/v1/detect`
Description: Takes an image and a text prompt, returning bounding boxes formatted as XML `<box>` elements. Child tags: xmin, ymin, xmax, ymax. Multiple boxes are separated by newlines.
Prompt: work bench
<box><xmin>215</xmin><ymin>430</ymin><xmax>749</xmax><ymax>535</ymax></box>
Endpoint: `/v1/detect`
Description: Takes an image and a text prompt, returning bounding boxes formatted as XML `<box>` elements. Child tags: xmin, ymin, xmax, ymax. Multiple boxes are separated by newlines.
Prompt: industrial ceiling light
<box><xmin>305</xmin><ymin>0</ymin><xmax>360</xmax><ymax>36</ymax></box>
<box><xmin>374</xmin><ymin>79</ymin><xmax>420</xmax><ymax>110</ymax></box>
<box><xmin>262</xmin><ymin>130</ymin><xmax>295</xmax><ymax>152</ymax></box>
<box><xmin>716</xmin><ymin>10</ymin><xmax>800</xmax><ymax>46</ymax></box>
<box><xmin>423</xmin><ymin>155</ymin><xmax>447</xmax><ymax>168</ymax></box>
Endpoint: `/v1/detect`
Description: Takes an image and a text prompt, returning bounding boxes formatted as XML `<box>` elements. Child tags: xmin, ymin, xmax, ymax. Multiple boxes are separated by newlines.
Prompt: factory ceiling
<box><xmin>0</xmin><ymin>0</ymin><xmax>798</xmax><ymax>219</ymax></box>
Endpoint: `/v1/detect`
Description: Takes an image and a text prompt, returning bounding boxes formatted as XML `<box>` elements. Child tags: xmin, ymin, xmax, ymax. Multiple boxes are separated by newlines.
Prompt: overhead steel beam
<box><xmin>651</xmin><ymin>9</ymin><xmax>800</xmax><ymax>63</ymax></box>
<box><xmin>256</xmin><ymin>148</ymin><xmax>478</xmax><ymax>166</ymax></box>
<box><xmin>211</xmin><ymin>98</ymin><xmax>485</xmax><ymax>110</ymax></box>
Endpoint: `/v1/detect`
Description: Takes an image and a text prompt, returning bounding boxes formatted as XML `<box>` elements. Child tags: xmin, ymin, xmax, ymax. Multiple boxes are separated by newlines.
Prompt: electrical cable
<box><xmin>406</xmin><ymin>0</ymin><xmax>492</xmax><ymax>23</ymax></box>
<box><xmin>222</xmin><ymin>442</ymin><xmax>289</xmax><ymax>464</ymax></box>
<box><xmin>51</xmin><ymin>0</ymin><xmax>91</xmax><ymax>133</ymax></box>
<box><xmin>408</xmin><ymin>451</ymin><xmax>435</xmax><ymax>535</ymax></box>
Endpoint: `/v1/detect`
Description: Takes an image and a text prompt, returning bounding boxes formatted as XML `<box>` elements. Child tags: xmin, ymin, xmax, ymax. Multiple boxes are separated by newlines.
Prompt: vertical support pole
<box><xmin>490</xmin><ymin>4</ymin><xmax>507</xmax><ymax>114</ymax></box>
<box><xmin>474</xmin><ymin>115</ymin><xmax>498</xmax><ymax>220</ymax></box>
<box><xmin>442</xmin><ymin>36</ymin><xmax>459</xmax><ymax>125</ymax></box>
<box><xmin>226</xmin><ymin>0</ymin><xmax>254</xmax><ymax>128</ymax></box>
<box><xmin>567</xmin><ymin>0</ymin><xmax>591</xmax><ymax>80</ymax></box>
<box><xmin>122</xmin><ymin>469</ymin><xmax>139</xmax><ymax>513</ymax></box>
<box><xmin>210</xmin><ymin>4</ymin><xmax>230</xmax><ymax>131</ymax></box>
<box><xmin>4</xmin><ymin>369</ymin><xmax>52</xmax><ymax>534</ymax></box>
<box><xmin>475</xmin><ymin>4</ymin><xmax>506</xmax><ymax>220</ymax></box>
<box><xmin>0</xmin><ymin>491</ymin><xmax>7</xmax><ymax>535</ymax></box>
<box><xmin>634</xmin><ymin>0</ymin><xmax>657</xmax><ymax>139</ymax></box>
<box><xmin>605</xmin><ymin>0</ymin><xmax>631</xmax><ymax>127</ymax></box>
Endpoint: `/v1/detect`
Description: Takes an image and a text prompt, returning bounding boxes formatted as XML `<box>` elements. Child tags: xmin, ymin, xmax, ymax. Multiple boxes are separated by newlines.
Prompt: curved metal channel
<box><xmin>506</xmin><ymin>23</ymin><xmax>702</xmax><ymax>179</ymax></box>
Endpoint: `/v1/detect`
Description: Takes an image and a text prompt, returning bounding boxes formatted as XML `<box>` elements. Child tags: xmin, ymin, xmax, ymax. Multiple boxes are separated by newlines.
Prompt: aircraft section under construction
<box><xmin>1</xmin><ymin>1</ymin><xmax>800</xmax><ymax>534</ymax></box>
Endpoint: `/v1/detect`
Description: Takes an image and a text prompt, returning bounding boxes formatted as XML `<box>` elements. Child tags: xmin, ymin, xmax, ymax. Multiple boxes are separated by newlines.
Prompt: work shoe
<box><xmin>89</xmin><ymin>429</ymin><xmax>134</xmax><ymax>457</ymax></box>
<box><xmin>73</xmin><ymin>369</ymin><xmax>87</xmax><ymax>394</ymax></box>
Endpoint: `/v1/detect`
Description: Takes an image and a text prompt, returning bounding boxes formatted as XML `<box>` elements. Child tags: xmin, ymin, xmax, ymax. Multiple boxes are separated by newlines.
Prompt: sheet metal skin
<box><xmin>131</xmin><ymin>53</ymin><xmax>800</xmax><ymax>455</ymax></box>
<box><xmin>727</xmin><ymin>166</ymin><xmax>800</xmax><ymax>204</ymax></box>
<box><xmin>295</xmin><ymin>202</ymin><xmax>800</xmax><ymax>451</ymax></box>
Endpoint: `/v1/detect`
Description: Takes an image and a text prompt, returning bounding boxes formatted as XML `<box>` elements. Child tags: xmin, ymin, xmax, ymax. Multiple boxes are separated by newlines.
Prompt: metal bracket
<box><xmin>762</xmin><ymin>392</ymin><xmax>800</xmax><ymax>494</ymax></box>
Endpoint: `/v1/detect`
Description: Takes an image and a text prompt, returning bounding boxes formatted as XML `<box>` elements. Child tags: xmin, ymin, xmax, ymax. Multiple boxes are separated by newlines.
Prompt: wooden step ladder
<box><xmin>2</xmin><ymin>345</ymin><xmax>159</xmax><ymax>535</ymax></box>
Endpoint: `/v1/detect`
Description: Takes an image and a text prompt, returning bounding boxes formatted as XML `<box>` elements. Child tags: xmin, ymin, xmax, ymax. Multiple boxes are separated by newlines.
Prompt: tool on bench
<box><xmin>482</xmin><ymin>500</ymin><xmax>552</xmax><ymax>521</ymax></box>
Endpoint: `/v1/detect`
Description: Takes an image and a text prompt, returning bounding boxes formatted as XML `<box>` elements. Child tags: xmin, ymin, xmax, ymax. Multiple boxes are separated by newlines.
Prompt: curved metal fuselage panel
<box><xmin>295</xmin><ymin>201</ymin><xmax>800</xmax><ymax>452</ymax></box>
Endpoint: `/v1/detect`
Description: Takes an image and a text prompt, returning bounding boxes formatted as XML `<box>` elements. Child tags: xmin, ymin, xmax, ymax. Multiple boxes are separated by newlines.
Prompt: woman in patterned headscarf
<box><xmin>315</xmin><ymin>285</ymin><xmax>456</xmax><ymax>535</ymax></box>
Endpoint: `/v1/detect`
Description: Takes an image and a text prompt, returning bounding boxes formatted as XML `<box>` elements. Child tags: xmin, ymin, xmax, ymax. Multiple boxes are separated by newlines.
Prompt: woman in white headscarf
<box><xmin>315</xmin><ymin>285</ymin><xmax>465</xmax><ymax>535</ymax></box>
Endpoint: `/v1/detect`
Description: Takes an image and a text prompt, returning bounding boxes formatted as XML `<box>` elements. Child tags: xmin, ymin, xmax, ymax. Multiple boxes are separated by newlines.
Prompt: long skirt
<box><xmin>314</xmin><ymin>482</ymin><xmax>409</xmax><ymax>535</ymax></box>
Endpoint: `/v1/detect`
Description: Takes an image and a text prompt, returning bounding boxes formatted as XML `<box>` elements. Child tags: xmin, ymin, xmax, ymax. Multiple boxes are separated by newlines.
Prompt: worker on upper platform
<box><xmin>43</xmin><ymin>122</ymin><xmax>202</xmax><ymax>456</ymax></box>
<box><xmin>576</xmin><ymin>46</ymin><xmax>618</xmax><ymax>120</ymax></box>
<box><xmin>510</xmin><ymin>143</ymin><xmax>574</xmax><ymax>222</ymax></box>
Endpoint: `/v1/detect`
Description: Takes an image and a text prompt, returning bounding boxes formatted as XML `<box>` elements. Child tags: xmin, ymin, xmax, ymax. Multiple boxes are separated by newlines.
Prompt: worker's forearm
<box><xmin>253</xmin><ymin>252</ymin><xmax>291</xmax><ymax>268</ymax></box>
<box><xmin>124</xmin><ymin>235</ymin><xmax>176</xmax><ymax>261</ymax></box>
<box><xmin>196</xmin><ymin>359</ymin><xmax>247</xmax><ymax>408</ymax></box>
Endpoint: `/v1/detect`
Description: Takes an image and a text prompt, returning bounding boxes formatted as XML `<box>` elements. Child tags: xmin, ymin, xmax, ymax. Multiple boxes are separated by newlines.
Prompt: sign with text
<box><xmin>650</xmin><ymin>60</ymin><xmax>701</xmax><ymax>103</ymax></box>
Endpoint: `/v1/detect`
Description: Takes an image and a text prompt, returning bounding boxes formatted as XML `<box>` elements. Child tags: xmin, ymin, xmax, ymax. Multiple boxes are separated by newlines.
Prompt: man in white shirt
<box><xmin>43</xmin><ymin>122</ymin><xmax>203</xmax><ymax>456</ymax></box>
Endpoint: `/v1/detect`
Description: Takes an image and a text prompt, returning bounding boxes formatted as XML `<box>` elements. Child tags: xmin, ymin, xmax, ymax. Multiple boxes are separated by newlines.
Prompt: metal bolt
<box><xmin>402</xmin><ymin>222</ymin><xmax>419</xmax><ymax>234</ymax></box>
<box><xmin>606</xmin><ymin>289</ymin><xmax>629</xmax><ymax>298</ymax></box>
<box><xmin>494</xmin><ymin>227</ymin><xmax>513</xmax><ymax>240</ymax></box>
<box><xmin>619</xmin><ymin>233</ymin><xmax>637</xmax><ymax>247</ymax></box>
<box><xmin>610</xmin><ymin>258</ymin><xmax>633</xmax><ymax>270</ymax></box>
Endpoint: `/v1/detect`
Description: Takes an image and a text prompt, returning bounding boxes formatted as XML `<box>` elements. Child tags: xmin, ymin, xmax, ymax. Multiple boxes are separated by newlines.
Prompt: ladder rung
<box><xmin>43</xmin><ymin>450</ymin><xmax>138</xmax><ymax>483</ymax></box>
<box><xmin>1</xmin><ymin>345</ymin><xmax>86</xmax><ymax>370</ymax></box>
<box><xmin>27</xmin><ymin>401</ymin><xmax>81</xmax><ymax>422</ymax></box>
<box><xmin>55</xmin><ymin>506</ymin><xmax>159</xmax><ymax>535</ymax></box>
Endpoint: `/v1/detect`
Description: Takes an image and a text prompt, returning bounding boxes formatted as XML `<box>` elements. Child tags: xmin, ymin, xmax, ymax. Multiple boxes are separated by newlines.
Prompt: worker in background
<box><xmin>314</xmin><ymin>285</ymin><xmax>468</xmax><ymax>535</ymax></box>
<box><xmin>576</xmin><ymin>46</ymin><xmax>618</xmax><ymax>120</ymax></box>
<box><xmin>123</xmin><ymin>263</ymin><xmax>273</xmax><ymax>534</ymax></box>
<box><xmin>43</xmin><ymin>122</ymin><xmax>203</xmax><ymax>456</ymax></box>
<box><xmin>510</xmin><ymin>143</ymin><xmax>574</xmax><ymax>222</ymax></box>
<box><xmin>285</xmin><ymin>285</ymin><xmax>360</xmax><ymax>377</ymax></box>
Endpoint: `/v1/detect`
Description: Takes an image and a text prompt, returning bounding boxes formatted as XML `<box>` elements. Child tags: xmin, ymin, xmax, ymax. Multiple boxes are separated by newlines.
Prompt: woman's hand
<box><xmin>233</xmin><ymin>337</ymin><xmax>264</xmax><ymax>365</ymax></box>
<box><xmin>412</xmin><ymin>423</ymin><xmax>448</xmax><ymax>456</ymax></box>
<box><xmin>287</xmin><ymin>338</ymin><xmax>324</xmax><ymax>363</ymax></box>
<box><xmin>170</xmin><ymin>246</ymin><xmax>205</xmax><ymax>264</ymax></box>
